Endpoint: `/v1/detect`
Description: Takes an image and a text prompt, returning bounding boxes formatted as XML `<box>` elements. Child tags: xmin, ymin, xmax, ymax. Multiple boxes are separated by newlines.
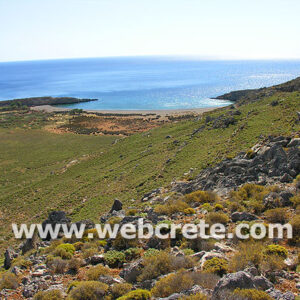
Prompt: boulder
<box><xmin>287</xmin><ymin>138</ymin><xmax>300</xmax><ymax>147</ymax></box>
<box><xmin>231</xmin><ymin>212</ymin><xmax>258</xmax><ymax>222</ymax></box>
<box><xmin>200</xmin><ymin>251</ymin><xmax>227</xmax><ymax>268</ymax></box>
<box><xmin>4</xmin><ymin>247</ymin><xmax>18</xmax><ymax>270</ymax></box>
<box><xmin>109</xmin><ymin>199</ymin><xmax>123</xmax><ymax>213</ymax></box>
<box><xmin>252</xmin><ymin>275</ymin><xmax>273</xmax><ymax>290</ymax></box>
<box><xmin>212</xmin><ymin>271</ymin><xmax>256</xmax><ymax>300</ymax></box>
<box><xmin>21</xmin><ymin>233</ymin><xmax>38</xmax><ymax>255</ymax></box>
<box><xmin>119</xmin><ymin>259</ymin><xmax>143</xmax><ymax>283</ymax></box>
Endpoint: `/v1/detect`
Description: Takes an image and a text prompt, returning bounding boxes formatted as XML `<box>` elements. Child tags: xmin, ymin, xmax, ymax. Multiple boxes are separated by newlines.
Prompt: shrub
<box><xmin>67</xmin><ymin>281</ymin><xmax>81</xmax><ymax>293</ymax></box>
<box><xmin>288</xmin><ymin>215</ymin><xmax>300</xmax><ymax>245</ymax></box>
<box><xmin>55</xmin><ymin>243</ymin><xmax>75</xmax><ymax>255</ymax></box>
<box><xmin>108</xmin><ymin>217</ymin><xmax>122</xmax><ymax>225</ymax></box>
<box><xmin>74</xmin><ymin>242</ymin><xmax>84</xmax><ymax>251</ymax></box>
<box><xmin>126</xmin><ymin>209</ymin><xmax>138</xmax><ymax>216</ymax></box>
<box><xmin>265</xmin><ymin>244</ymin><xmax>288</xmax><ymax>258</ymax></box>
<box><xmin>112</xmin><ymin>234</ymin><xmax>140</xmax><ymax>251</ymax></box>
<box><xmin>260</xmin><ymin>254</ymin><xmax>285</xmax><ymax>273</ymax></box>
<box><xmin>118</xmin><ymin>289</ymin><xmax>151</xmax><ymax>300</ymax></box>
<box><xmin>33</xmin><ymin>289</ymin><xmax>63</xmax><ymax>300</ymax></box>
<box><xmin>179</xmin><ymin>293</ymin><xmax>207</xmax><ymax>300</ymax></box>
<box><xmin>182</xmin><ymin>248</ymin><xmax>194</xmax><ymax>256</ymax></box>
<box><xmin>189</xmin><ymin>272</ymin><xmax>220</xmax><ymax>290</ymax></box>
<box><xmin>11</xmin><ymin>257</ymin><xmax>32</xmax><ymax>269</ymax></box>
<box><xmin>203</xmin><ymin>257</ymin><xmax>228</xmax><ymax>276</ymax></box>
<box><xmin>68</xmin><ymin>281</ymin><xmax>109</xmax><ymax>300</ymax></box>
<box><xmin>0</xmin><ymin>272</ymin><xmax>18</xmax><ymax>290</ymax></box>
<box><xmin>143</xmin><ymin>248</ymin><xmax>159</xmax><ymax>258</ymax></box>
<box><xmin>291</xmin><ymin>194</ymin><xmax>300</xmax><ymax>207</ymax></box>
<box><xmin>265</xmin><ymin>208</ymin><xmax>288</xmax><ymax>224</ymax></box>
<box><xmin>104</xmin><ymin>250</ymin><xmax>126</xmax><ymax>268</ymax></box>
<box><xmin>86</xmin><ymin>265</ymin><xmax>109</xmax><ymax>280</ymax></box>
<box><xmin>184</xmin><ymin>208</ymin><xmax>196</xmax><ymax>215</ymax></box>
<box><xmin>229</xmin><ymin>242</ymin><xmax>265</xmax><ymax>272</ymax></box>
<box><xmin>151</xmin><ymin>270</ymin><xmax>194</xmax><ymax>297</ymax></box>
<box><xmin>82</xmin><ymin>248</ymin><xmax>98</xmax><ymax>259</ymax></box>
<box><xmin>201</xmin><ymin>203</ymin><xmax>213</xmax><ymax>212</ymax></box>
<box><xmin>53</xmin><ymin>243</ymin><xmax>75</xmax><ymax>259</ymax></box>
<box><xmin>205</xmin><ymin>212</ymin><xmax>229</xmax><ymax>225</ymax></box>
<box><xmin>48</xmin><ymin>258</ymin><xmax>68</xmax><ymax>274</ymax></box>
<box><xmin>214</xmin><ymin>204</ymin><xmax>223</xmax><ymax>211</ymax></box>
<box><xmin>68</xmin><ymin>258</ymin><xmax>83</xmax><ymax>273</ymax></box>
<box><xmin>124</xmin><ymin>248</ymin><xmax>142</xmax><ymax>261</ymax></box>
<box><xmin>233</xmin><ymin>288</ymin><xmax>273</xmax><ymax>300</ymax></box>
<box><xmin>185</xmin><ymin>191</ymin><xmax>218</xmax><ymax>204</ymax></box>
<box><xmin>111</xmin><ymin>283</ymin><xmax>132</xmax><ymax>299</ymax></box>
<box><xmin>154</xmin><ymin>199</ymin><xmax>189</xmax><ymax>216</ymax></box>
<box><xmin>98</xmin><ymin>240</ymin><xmax>107</xmax><ymax>247</ymax></box>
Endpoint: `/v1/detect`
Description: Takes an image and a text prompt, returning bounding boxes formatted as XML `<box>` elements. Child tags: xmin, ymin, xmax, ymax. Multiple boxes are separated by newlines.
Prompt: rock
<box><xmin>287</xmin><ymin>138</ymin><xmax>300</xmax><ymax>147</ymax></box>
<box><xmin>271</xmin><ymin>100</ymin><xmax>279</xmax><ymax>106</ymax></box>
<box><xmin>279</xmin><ymin>191</ymin><xmax>294</xmax><ymax>206</ymax></box>
<box><xmin>32</xmin><ymin>269</ymin><xmax>48</xmax><ymax>277</ymax></box>
<box><xmin>11</xmin><ymin>266</ymin><xmax>21</xmax><ymax>275</ymax></box>
<box><xmin>190</xmin><ymin>251</ymin><xmax>206</xmax><ymax>259</ymax></box>
<box><xmin>252</xmin><ymin>275</ymin><xmax>273</xmax><ymax>290</ymax></box>
<box><xmin>280</xmin><ymin>173</ymin><xmax>293</xmax><ymax>183</ymax></box>
<box><xmin>21</xmin><ymin>233</ymin><xmax>38</xmax><ymax>255</ymax></box>
<box><xmin>75</xmin><ymin>219</ymin><xmax>95</xmax><ymax>230</ymax></box>
<box><xmin>212</xmin><ymin>271</ymin><xmax>256</xmax><ymax>300</ymax></box>
<box><xmin>109</xmin><ymin>199</ymin><xmax>123</xmax><ymax>213</ymax></box>
<box><xmin>263</xmin><ymin>192</ymin><xmax>281</xmax><ymax>209</ymax></box>
<box><xmin>42</xmin><ymin>211</ymin><xmax>71</xmax><ymax>240</ymax></box>
<box><xmin>213</xmin><ymin>243</ymin><xmax>235</xmax><ymax>253</ymax></box>
<box><xmin>267</xmin><ymin>288</ymin><xmax>295</xmax><ymax>300</ymax></box>
<box><xmin>119</xmin><ymin>259</ymin><xmax>143</xmax><ymax>283</ymax></box>
<box><xmin>4</xmin><ymin>247</ymin><xmax>18</xmax><ymax>270</ymax></box>
<box><xmin>231</xmin><ymin>212</ymin><xmax>258</xmax><ymax>222</ymax></box>
<box><xmin>90</xmin><ymin>254</ymin><xmax>105</xmax><ymax>265</ymax></box>
<box><xmin>159</xmin><ymin>293</ymin><xmax>181</xmax><ymax>300</ymax></box>
<box><xmin>98</xmin><ymin>275</ymin><xmax>124</xmax><ymax>285</ymax></box>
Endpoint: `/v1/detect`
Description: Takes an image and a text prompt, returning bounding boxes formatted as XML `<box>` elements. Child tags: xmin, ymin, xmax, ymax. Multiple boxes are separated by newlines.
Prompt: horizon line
<box><xmin>1</xmin><ymin>54</ymin><xmax>300</xmax><ymax>64</ymax></box>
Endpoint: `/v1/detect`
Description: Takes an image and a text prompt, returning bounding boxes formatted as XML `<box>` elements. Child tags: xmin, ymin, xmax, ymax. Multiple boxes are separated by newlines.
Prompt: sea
<box><xmin>0</xmin><ymin>57</ymin><xmax>300</xmax><ymax>110</ymax></box>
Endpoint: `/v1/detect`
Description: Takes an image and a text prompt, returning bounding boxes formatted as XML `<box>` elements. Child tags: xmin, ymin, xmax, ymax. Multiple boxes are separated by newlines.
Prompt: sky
<box><xmin>0</xmin><ymin>0</ymin><xmax>300</xmax><ymax>62</ymax></box>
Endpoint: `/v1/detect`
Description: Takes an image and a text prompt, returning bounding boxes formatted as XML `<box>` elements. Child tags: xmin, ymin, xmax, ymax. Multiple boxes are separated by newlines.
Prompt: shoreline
<box><xmin>31</xmin><ymin>104</ymin><xmax>223</xmax><ymax>116</ymax></box>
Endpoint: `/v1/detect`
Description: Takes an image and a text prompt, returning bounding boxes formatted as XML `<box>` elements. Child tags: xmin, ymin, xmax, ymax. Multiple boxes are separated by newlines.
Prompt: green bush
<box><xmin>182</xmin><ymin>248</ymin><xmax>194</xmax><ymax>256</ymax></box>
<box><xmin>0</xmin><ymin>272</ymin><xmax>18</xmax><ymax>290</ymax></box>
<box><xmin>201</xmin><ymin>203</ymin><xmax>213</xmax><ymax>212</ymax></box>
<box><xmin>288</xmin><ymin>215</ymin><xmax>300</xmax><ymax>245</ymax></box>
<box><xmin>112</xmin><ymin>234</ymin><xmax>140</xmax><ymax>251</ymax></box>
<box><xmin>111</xmin><ymin>283</ymin><xmax>132</xmax><ymax>299</ymax></box>
<box><xmin>74</xmin><ymin>242</ymin><xmax>84</xmax><ymax>251</ymax></box>
<box><xmin>265</xmin><ymin>208</ymin><xmax>288</xmax><ymax>224</ymax></box>
<box><xmin>86</xmin><ymin>264</ymin><xmax>109</xmax><ymax>280</ymax></box>
<box><xmin>143</xmin><ymin>248</ymin><xmax>160</xmax><ymax>257</ymax></box>
<box><xmin>185</xmin><ymin>190</ymin><xmax>218</xmax><ymax>204</ymax></box>
<box><xmin>48</xmin><ymin>258</ymin><xmax>68</xmax><ymax>274</ymax></box>
<box><xmin>53</xmin><ymin>243</ymin><xmax>75</xmax><ymax>259</ymax></box>
<box><xmin>124</xmin><ymin>248</ymin><xmax>142</xmax><ymax>261</ymax></box>
<box><xmin>33</xmin><ymin>289</ymin><xmax>63</xmax><ymax>300</ymax></box>
<box><xmin>55</xmin><ymin>243</ymin><xmax>75</xmax><ymax>255</ymax></box>
<box><xmin>291</xmin><ymin>194</ymin><xmax>300</xmax><ymax>207</ymax></box>
<box><xmin>151</xmin><ymin>271</ymin><xmax>194</xmax><ymax>297</ymax></box>
<box><xmin>184</xmin><ymin>208</ymin><xmax>196</xmax><ymax>215</ymax></box>
<box><xmin>118</xmin><ymin>289</ymin><xmax>151</xmax><ymax>300</ymax></box>
<box><xmin>233</xmin><ymin>288</ymin><xmax>273</xmax><ymax>300</ymax></box>
<box><xmin>104</xmin><ymin>250</ymin><xmax>126</xmax><ymax>268</ymax></box>
<box><xmin>203</xmin><ymin>257</ymin><xmax>228</xmax><ymax>276</ymax></box>
<box><xmin>265</xmin><ymin>244</ymin><xmax>288</xmax><ymax>258</ymax></box>
<box><xmin>205</xmin><ymin>212</ymin><xmax>229</xmax><ymax>225</ymax></box>
<box><xmin>214</xmin><ymin>204</ymin><xmax>223</xmax><ymax>211</ymax></box>
<box><xmin>179</xmin><ymin>293</ymin><xmax>207</xmax><ymax>300</ymax></box>
<box><xmin>68</xmin><ymin>258</ymin><xmax>83</xmax><ymax>273</ymax></box>
<box><xmin>68</xmin><ymin>281</ymin><xmax>108</xmax><ymax>300</ymax></box>
<box><xmin>126</xmin><ymin>209</ymin><xmax>138</xmax><ymax>216</ymax></box>
<box><xmin>154</xmin><ymin>199</ymin><xmax>189</xmax><ymax>216</ymax></box>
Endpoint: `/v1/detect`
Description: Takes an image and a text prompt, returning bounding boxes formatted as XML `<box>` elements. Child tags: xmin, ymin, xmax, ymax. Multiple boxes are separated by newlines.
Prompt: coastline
<box><xmin>31</xmin><ymin>104</ymin><xmax>223</xmax><ymax>116</ymax></box>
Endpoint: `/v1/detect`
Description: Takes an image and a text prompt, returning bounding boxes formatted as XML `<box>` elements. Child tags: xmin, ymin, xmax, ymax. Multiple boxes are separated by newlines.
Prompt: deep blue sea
<box><xmin>0</xmin><ymin>57</ymin><xmax>300</xmax><ymax>110</ymax></box>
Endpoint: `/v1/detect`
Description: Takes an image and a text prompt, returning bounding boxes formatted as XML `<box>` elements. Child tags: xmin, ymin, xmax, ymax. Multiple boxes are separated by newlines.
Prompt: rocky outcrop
<box><xmin>173</xmin><ymin>136</ymin><xmax>300</xmax><ymax>194</ymax></box>
<box><xmin>110</xmin><ymin>199</ymin><xmax>123</xmax><ymax>213</ymax></box>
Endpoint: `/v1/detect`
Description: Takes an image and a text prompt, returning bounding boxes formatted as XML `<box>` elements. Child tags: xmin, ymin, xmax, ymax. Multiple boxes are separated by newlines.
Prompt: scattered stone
<box><xmin>231</xmin><ymin>212</ymin><xmax>258</xmax><ymax>222</ymax></box>
<box><xmin>109</xmin><ymin>199</ymin><xmax>123</xmax><ymax>213</ymax></box>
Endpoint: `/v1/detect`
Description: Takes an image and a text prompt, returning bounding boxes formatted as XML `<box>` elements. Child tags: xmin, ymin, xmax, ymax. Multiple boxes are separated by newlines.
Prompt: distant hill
<box><xmin>216</xmin><ymin>76</ymin><xmax>300</xmax><ymax>104</ymax></box>
<box><xmin>0</xmin><ymin>96</ymin><xmax>97</xmax><ymax>107</ymax></box>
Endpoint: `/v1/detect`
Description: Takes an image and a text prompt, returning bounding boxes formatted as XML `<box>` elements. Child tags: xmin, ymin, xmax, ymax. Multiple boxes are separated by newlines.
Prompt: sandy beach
<box><xmin>31</xmin><ymin>104</ymin><xmax>220</xmax><ymax>116</ymax></box>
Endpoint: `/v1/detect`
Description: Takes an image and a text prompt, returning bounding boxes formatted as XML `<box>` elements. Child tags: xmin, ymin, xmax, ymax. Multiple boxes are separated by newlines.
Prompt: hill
<box><xmin>216</xmin><ymin>76</ymin><xmax>300</xmax><ymax>104</ymax></box>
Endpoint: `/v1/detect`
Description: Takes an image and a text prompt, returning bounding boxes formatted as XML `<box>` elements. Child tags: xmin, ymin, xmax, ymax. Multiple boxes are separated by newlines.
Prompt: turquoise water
<box><xmin>0</xmin><ymin>57</ymin><xmax>300</xmax><ymax>110</ymax></box>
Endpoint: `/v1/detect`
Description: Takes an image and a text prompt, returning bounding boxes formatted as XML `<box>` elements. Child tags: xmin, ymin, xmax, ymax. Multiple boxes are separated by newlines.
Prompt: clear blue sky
<box><xmin>1</xmin><ymin>0</ymin><xmax>300</xmax><ymax>62</ymax></box>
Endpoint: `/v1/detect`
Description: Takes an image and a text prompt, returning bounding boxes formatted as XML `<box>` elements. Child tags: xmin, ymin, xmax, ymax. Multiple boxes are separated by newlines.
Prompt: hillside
<box><xmin>0</xmin><ymin>81</ymin><xmax>300</xmax><ymax>299</ymax></box>
<box><xmin>0</xmin><ymin>96</ymin><xmax>97</xmax><ymax>108</ymax></box>
<box><xmin>0</xmin><ymin>88</ymin><xmax>299</xmax><ymax>253</ymax></box>
<box><xmin>216</xmin><ymin>76</ymin><xmax>300</xmax><ymax>104</ymax></box>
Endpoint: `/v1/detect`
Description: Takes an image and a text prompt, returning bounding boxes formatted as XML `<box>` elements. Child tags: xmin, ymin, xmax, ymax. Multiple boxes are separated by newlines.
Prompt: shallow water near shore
<box><xmin>1</xmin><ymin>57</ymin><xmax>300</xmax><ymax>110</ymax></box>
